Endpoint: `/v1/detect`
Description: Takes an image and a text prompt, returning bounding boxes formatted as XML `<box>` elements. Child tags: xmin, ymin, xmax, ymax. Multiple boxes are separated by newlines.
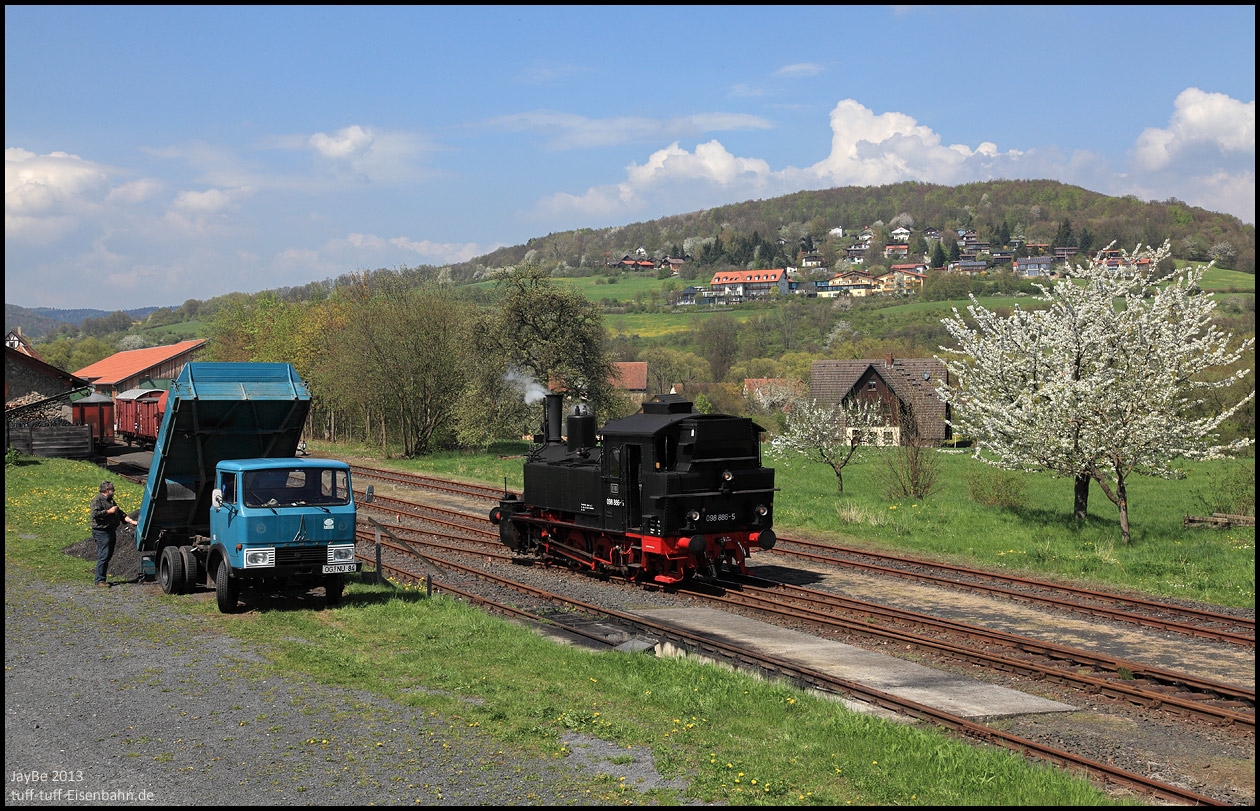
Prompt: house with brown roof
<box><xmin>878</xmin><ymin>265</ymin><xmax>928</xmax><ymax>294</ymax></box>
<box><xmin>73</xmin><ymin>339</ymin><xmax>207</xmax><ymax>399</ymax></box>
<box><xmin>809</xmin><ymin>355</ymin><xmax>951</xmax><ymax>445</ymax></box>
<box><xmin>816</xmin><ymin>270</ymin><xmax>874</xmax><ymax>298</ymax></box>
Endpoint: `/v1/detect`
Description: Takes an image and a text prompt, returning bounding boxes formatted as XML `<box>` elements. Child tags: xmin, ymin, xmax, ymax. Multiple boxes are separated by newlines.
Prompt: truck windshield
<box><xmin>243</xmin><ymin>468</ymin><xmax>351</xmax><ymax>508</ymax></box>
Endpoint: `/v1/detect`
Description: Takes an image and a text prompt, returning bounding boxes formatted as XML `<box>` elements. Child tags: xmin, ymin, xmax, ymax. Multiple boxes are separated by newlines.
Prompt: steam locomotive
<box><xmin>489</xmin><ymin>392</ymin><xmax>776</xmax><ymax>585</ymax></box>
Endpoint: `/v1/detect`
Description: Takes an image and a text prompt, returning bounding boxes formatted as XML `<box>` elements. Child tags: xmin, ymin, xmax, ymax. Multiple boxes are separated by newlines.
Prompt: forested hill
<box><xmin>445</xmin><ymin>179</ymin><xmax>1254</xmax><ymax>282</ymax></box>
<box><xmin>5</xmin><ymin>179</ymin><xmax>1254</xmax><ymax>338</ymax></box>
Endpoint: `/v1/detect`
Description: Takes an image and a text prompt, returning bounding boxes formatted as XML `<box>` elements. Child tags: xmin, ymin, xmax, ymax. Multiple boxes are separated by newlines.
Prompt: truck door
<box><xmin>210</xmin><ymin>471</ymin><xmax>239</xmax><ymax>541</ymax></box>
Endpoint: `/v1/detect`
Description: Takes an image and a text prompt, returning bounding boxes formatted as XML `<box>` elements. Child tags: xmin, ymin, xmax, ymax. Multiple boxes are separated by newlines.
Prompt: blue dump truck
<box><xmin>135</xmin><ymin>362</ymin><xmax>369</xmax><ymax>612</ymax></box>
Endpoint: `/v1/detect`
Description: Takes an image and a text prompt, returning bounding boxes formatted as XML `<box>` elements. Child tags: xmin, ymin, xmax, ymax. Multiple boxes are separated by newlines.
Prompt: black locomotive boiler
<box><xmin>489</xmin><ymin>392</ymin><xmax>776</xmax><ymax>585</ymax></box>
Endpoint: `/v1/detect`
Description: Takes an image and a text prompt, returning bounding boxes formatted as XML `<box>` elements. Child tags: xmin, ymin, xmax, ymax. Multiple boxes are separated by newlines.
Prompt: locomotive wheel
<box><xmin>564</xmin><ymin>530</ymin><xmax>591</xmax><ymax>568</ymax></box>
<box><xmin>591</xmin><ymin>536</ymin><xmax>615</xmax><ymax>568</ymax></box>
<box><xmin>158</xmin><ymin>546</ymin><xmax>185</xmax><ymax>595</ymax></box>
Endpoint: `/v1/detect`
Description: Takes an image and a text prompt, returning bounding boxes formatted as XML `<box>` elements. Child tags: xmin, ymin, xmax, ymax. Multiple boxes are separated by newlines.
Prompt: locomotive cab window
<box><xmin>606</xmin><ymin>446</ymin><xmax>621</xmax><ymax>478</ymax></box>
<box><xmin>655</xmin><ymin>435</ymin><xmax>677</xmax><ymax>470</ymax></box>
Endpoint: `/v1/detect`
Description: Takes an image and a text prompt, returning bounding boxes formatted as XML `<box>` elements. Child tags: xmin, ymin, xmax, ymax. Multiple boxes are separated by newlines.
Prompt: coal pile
<box><xmin>62</xmin><ymin>523</ymin><xmax>146</xmax><ymax>582</ymax></box>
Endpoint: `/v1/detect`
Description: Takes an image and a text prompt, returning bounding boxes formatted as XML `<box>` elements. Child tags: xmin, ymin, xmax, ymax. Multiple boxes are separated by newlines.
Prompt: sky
<box><xmin>5</xmin><ymin>6</ymin><xmax>1256</xmax><ymax>312</ymax></box>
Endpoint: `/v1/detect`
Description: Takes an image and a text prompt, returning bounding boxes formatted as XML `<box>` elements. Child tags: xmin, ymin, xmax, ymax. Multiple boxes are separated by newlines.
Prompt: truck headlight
<box><xmin>327</xmin><ymin>545</ymin><xmax>356</xmax><ymax>563</ymax></box>
<box><xmin>244</xmin><ymin>548</ymin><xmax>275</xmax><ymax>568</ymax></box>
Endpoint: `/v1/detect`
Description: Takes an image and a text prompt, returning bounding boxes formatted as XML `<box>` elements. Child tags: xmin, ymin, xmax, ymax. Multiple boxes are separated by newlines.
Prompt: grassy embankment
<box><xmin>6</xmin><ymin>452</ymin><xmax>1150</xmax><ymax>806</ymax></box>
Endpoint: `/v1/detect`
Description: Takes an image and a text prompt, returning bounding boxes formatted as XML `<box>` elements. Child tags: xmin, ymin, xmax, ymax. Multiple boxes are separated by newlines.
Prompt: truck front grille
<box><xmin>276</xmin><ymin>546</ymin><xmax>325</xmax><ymax>566</ymax></box>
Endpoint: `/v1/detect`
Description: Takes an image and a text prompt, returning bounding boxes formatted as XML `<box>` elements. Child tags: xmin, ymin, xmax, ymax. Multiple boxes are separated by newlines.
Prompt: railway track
<box><xmin>359</xmin><ymin>524</ymin><xmax>1233</xmax><ymax>807</ymax></box>
<box><xmin>349</xmin><ymin>463</ymin><xmax>1255</xmax><ymax>649</ymax></box>
<box><xmin>357</xmin><ymin>509</ymin><xmax>1255</xmax><ymax>730</ymax></box>
<box><xmin>769</xmin><ymin>536</ymin><xmax>1255</xmax><ymax>647</ymax></box>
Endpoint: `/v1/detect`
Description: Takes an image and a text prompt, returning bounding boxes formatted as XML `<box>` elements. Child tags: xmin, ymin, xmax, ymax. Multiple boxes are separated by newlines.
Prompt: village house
<box><xmin>876</xmin><ymin>266</ymin><xmax>928</xmax><ymax>294</ymax></box>
<box><xmin>708</xmin><ymin>268</ymin><xmax>789</xmax><ymax>302</ymax></box>
<box><xmin>1014</xmin><ymin>256</ymin><xmax>1054</xmax><ymax>277</ymax></box>
<box><xmin>809</xmin><ymin>355</ymin><xmax>951</xmax><ymax>446</ymax></box>
<box><xmin>815</xmin><ymin>270</ymin><xmax>874</xmax><ymax>298</ymax></box>
<box><xmin>947</xmin><ymin>260</ymin><xmax>989</xmax><ymax>276</ymax></box>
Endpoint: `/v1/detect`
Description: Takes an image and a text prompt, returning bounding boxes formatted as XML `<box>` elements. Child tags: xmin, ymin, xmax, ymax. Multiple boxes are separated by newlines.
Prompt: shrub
<box><xmin>1192</xmin><ymin>463</ymin><xmax>1256</xmax><ymax>516</ymax></box>
<box><xmin>966</xmin><ymin>467</ymin><xmax>1027</xmax><ymax>509</ymax></box>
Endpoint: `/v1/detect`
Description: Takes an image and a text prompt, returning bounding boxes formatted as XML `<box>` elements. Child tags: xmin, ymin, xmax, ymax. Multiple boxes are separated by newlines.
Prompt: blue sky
<box><xmin>5</xmin><ymin>5</ymin><xmax>1255</xmax><ymax>312</ymax></box>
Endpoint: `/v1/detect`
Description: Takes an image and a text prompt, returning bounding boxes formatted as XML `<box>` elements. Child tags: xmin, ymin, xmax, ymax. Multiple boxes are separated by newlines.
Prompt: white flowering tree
<box><xmin>760</xmin><ymin>382</ymin><xmax>885</xmax><ymax>495</ymax></box>
<box><xmin>937</xmin><ymin>241</ymin><xmax>1255</xmax><ymax>544</ymax></box>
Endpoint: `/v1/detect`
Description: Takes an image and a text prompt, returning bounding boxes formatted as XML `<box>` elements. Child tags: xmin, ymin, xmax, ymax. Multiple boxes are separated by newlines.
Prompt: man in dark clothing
<box><xmin>90</xmin><ymin>481</ymin><xmax>137</xmax><ymax>587</ymax></box>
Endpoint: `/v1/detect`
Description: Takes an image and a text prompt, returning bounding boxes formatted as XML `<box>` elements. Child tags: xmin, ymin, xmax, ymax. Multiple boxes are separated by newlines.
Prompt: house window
<box><xmin>845</xmin><ymin>426</ymin><xmax>900</xmax><ymax>446</ymax></box>
<box><xmin>867</xmin><ymin>381</ymin><xmax>876</xmax><ymax>391</ymax></box>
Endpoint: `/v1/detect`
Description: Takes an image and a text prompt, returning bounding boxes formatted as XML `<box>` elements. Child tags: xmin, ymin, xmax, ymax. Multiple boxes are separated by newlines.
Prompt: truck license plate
<box><xmin>322</xmin><ymin>563</ymin><xmax>358</xmax><ymax>574</ymax></box>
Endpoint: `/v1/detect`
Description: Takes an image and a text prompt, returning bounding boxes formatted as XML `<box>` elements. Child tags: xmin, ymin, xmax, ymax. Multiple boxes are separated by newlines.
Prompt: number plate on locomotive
<box><xmin>322</xmin><ymin>563</ymin><xmax>358</xmax><ymax>574</ymax></box>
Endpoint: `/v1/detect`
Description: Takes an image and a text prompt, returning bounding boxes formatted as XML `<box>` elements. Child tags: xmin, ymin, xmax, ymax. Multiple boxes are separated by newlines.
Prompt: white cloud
<box><xmin>312</xmin><ymin>232</ymin><xmax>489</xmax><ymax>266</ymax></box>
<box><xmin>106</xmin><ymin>178</ymin><xmax>164</xmax><ymax>205</ymax></box>
<box><xmin>484</xmin><ymin>111</ymin><xmax>772</xmax><ymax>149</ymax></box>
<box><xmin>627</xmin><ymin>141</ymin><xmax>773</xmax><ymax>187</ymax></box>
<box><xmin>309</xmin><ymin>125</ymin><xmax>374</xmax><ymax>160</ymax></box>
<box><xmin>775</xmin><ymin>63</ymin><xmax>823</xmax><ymax>78</ymax></box>
<box><xmin>1133</xmin><ymin>88</ymin><xmax>1255</xmax><ymax>171</ymax></box>
<box><xmin>173</xmin><ymin>188</ymin><xmax>236</xmax><ymax>213</ymax></box>
<box><xmin>5</xmin><ymin>148</ymin><xmax>112</xmax><ymax>242</ymax></box>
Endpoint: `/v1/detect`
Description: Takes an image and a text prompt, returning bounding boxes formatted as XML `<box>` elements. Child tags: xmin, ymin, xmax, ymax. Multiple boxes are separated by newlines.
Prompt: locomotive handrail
<box><xmin>685</xmin><ymin>455</ymin><xmax>761</xmax><ymax>463</ymax></box>
<box><xmin>657</xmin><ymin>487</ymin><xmax>779</xmax><ymax>498</ymax></box>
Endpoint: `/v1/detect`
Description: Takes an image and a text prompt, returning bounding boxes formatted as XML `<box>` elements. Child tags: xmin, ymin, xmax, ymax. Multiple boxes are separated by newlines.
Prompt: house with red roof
<box><xmin>611</xmin><ymin>361</ymin><xmax>648</xmax><ymax>396</ymax></box>
<box><xmin>73</xmin><ymin>339</ymin><xmax>207</xmax><ymax>398</ymax></box>
<box><xmin>708</xmin><ymin>268</ymin><xmax>789</xmax><ymax>302</ymax></box>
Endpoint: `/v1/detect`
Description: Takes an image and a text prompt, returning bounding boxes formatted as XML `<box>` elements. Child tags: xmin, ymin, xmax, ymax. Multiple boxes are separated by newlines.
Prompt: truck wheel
<box><xmin>215</xmin><ymin>559</ymin><xmax>238</xmax><ymax>613</ymax></box>
<box><xmin>325</xmin><ymin>573</ymin><xmax>344</xmax><ymax>606</ymax></box>
<box><xmin>179</xmin><ymin>546</ymin><xmax>200</xmax><ymax>592</ymax></box>
<box><xmin>158</xmin><ymin>546</ymin><xmax>185</xmax><ymax>595</ymax></box>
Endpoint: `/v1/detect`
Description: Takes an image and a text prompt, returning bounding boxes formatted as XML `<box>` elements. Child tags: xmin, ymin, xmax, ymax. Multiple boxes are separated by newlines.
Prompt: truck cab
<box><xmin>206</xmin><ymin>458</ymin><xmax>360</xmax><ymax>606</ymax></box>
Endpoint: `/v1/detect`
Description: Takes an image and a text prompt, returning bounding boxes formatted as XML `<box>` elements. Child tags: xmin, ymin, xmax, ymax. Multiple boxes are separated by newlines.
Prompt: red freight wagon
<box><xmin>115</xmin><ymin>388</ymin><xmax>167</xmax><ymax>448</ymax></box>
<box><xmin>72</xmin><ymin>392</ymin><xmax>116</xmax><ymax>451</ymax></box>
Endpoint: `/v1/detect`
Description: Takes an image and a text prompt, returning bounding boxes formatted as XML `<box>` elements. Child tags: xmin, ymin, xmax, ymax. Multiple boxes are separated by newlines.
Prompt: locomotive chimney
<box><xmin>544</xmin><ymin>392</ymin><xmax>564</xmax><ymax>444</ymax></box>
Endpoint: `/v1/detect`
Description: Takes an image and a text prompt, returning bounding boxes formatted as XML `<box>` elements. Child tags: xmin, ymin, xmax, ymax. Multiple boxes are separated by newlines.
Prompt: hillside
<box><xmin>4</xmin><ymin>304</ymin><xmax>160</xmax><ymax>341</ymax></box>
<box><xmin>442</xmin><ymin>179</ymin><xmax>1255</xmax><ymax>283</ymax></box>
<box><xmin>6</xmin><ymin>179</ymin><xmax>1254</xmax><ymax>340</ymax></box>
